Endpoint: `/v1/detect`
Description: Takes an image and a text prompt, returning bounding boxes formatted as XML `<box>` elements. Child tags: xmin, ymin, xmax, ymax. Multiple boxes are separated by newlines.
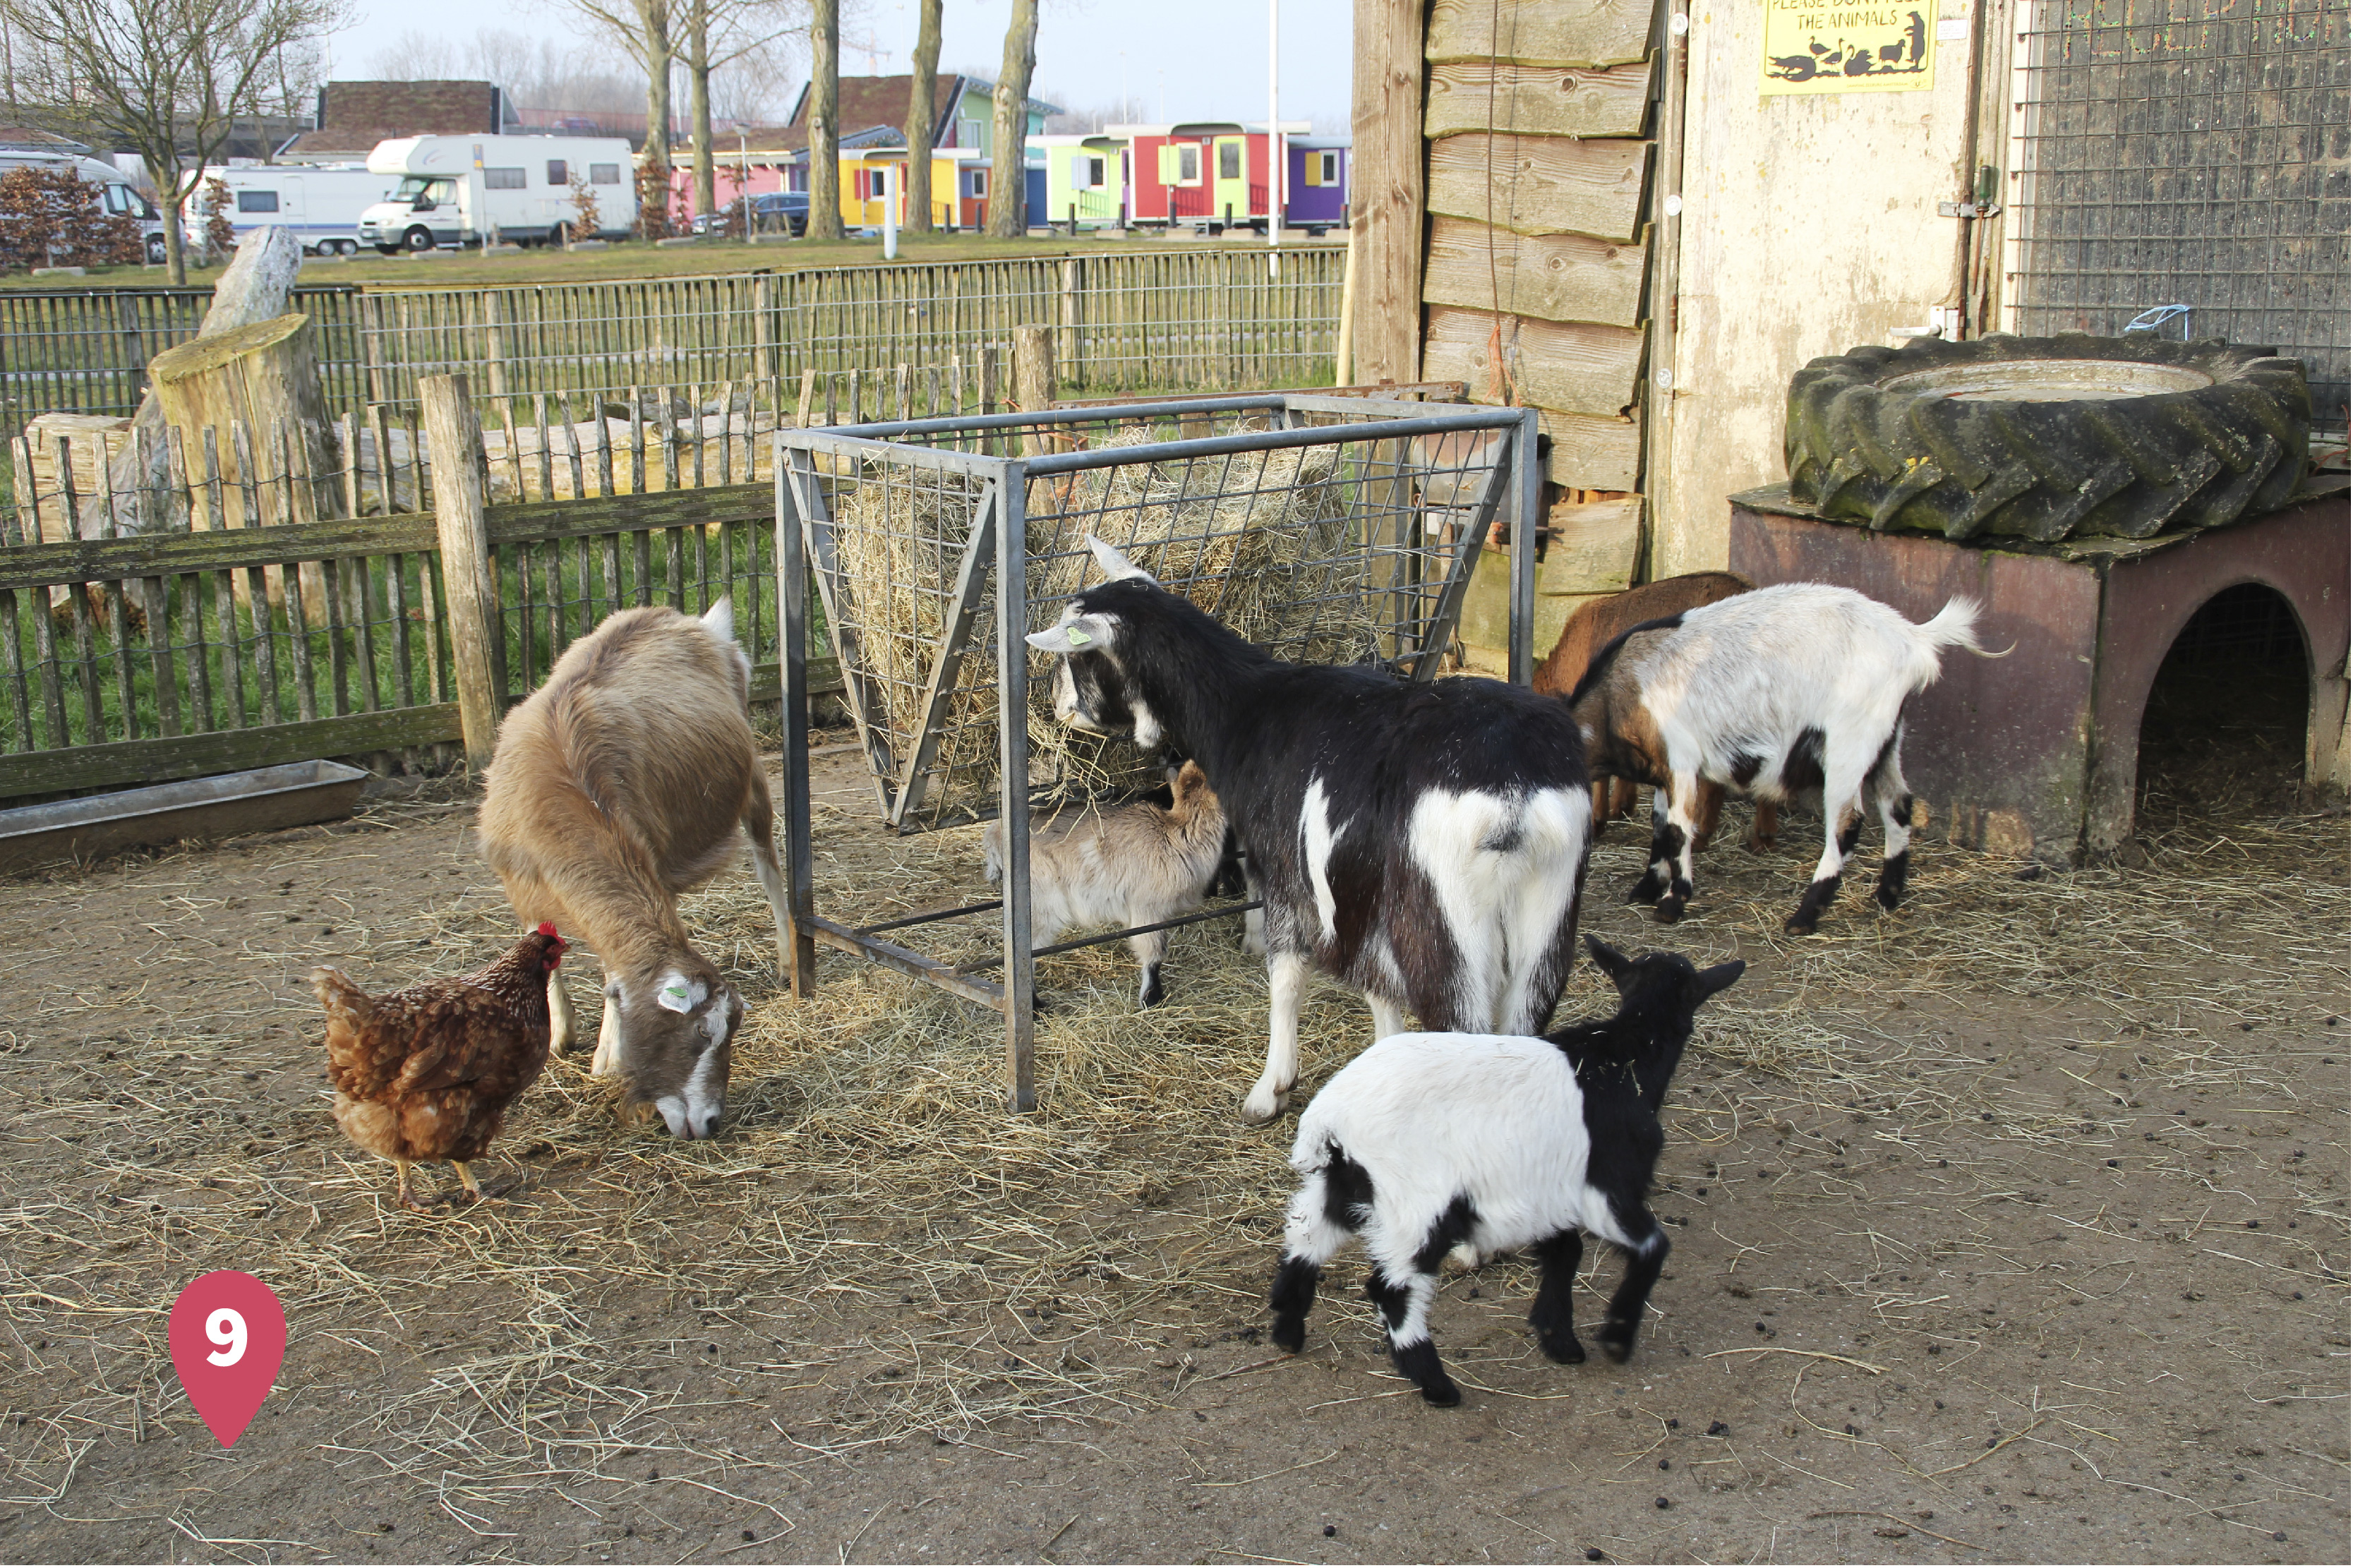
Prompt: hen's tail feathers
<box><xmin>310</xmin><ymin>966</ymin><xmax>373</xmax><ymax>1018</ymax></box>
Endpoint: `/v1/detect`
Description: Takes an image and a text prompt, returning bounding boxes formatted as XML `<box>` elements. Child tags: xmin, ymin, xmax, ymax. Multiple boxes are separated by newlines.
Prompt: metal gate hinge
<box><xmin>1938</xmin><ymin>200</ymin><xmax>2003</xmax><ymax>219</ymax></box>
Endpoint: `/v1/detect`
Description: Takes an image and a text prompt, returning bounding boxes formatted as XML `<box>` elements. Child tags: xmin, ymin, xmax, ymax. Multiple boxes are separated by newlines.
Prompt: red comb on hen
<box><xmin>537</xmin><ymin>922</ymin><xmax>560</xmax><ymax>939</ymax></box>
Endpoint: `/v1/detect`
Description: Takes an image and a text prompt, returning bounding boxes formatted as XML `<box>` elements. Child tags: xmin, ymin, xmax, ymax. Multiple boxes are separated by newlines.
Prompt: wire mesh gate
<box><xmin>2002</xmin><ymin>0</ymin><xmax>2351</xmax><ymax>434</ymax></box>
<box><xmin>771</xmin><ymin>394</ymin><xmax>1543</xmax><ymax>1107</ymax></box>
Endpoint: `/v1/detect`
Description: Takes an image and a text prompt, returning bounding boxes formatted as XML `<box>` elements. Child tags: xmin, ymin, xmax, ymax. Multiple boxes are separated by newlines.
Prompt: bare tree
<box><xmin>682</xmin><ymin>0</ymin><xmax>803</xmax><ymax>219</ymax></box>
<box><xmin>0</xmin><ymin>0</ymin><xmax>347</xmax><ymax>283</ymax></box>
<box><xmin>805</xmin><ymin>0</ymin><xmax>841</xmax><ymax>240</ymax></box>
<box><xmin>987</xmin><ymin>0</ymin><xmax>1037</xmax><ymax>238</ymax></box>
<box><xmin>368</xmin><ymin>29</ymin><xmax>461</xmax><ymax>78</ymax></box>
<box><xmin>901</xmin><ymin>0</ymin><xmax>941</xmax><ymax>234</ymax></box>
<box><xmin>558</xmin><ymin>0</ymin><xmax>677</xmax><ymax>231</ymax></box>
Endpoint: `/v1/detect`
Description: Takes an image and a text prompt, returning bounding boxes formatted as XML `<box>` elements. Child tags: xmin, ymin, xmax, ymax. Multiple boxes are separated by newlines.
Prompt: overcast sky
<box><xmin>327</xmin><ymin>0</ymin><xmax>1354</xmax><ymax>128</ymax></box>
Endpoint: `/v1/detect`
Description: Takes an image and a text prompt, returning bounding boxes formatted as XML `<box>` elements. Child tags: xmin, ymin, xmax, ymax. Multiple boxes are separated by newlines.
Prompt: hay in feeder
<box><xmin>822</xmin><ymin>434</ymin><xmax>1383</xmax><ymax>814</ymax></box>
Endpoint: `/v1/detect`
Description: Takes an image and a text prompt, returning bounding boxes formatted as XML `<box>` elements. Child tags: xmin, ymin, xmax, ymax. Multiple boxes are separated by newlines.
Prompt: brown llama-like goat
<box><xmin>478</xmin><ymin>599</ymin><xmax>790</xmax><ymax>1139</ymax></box>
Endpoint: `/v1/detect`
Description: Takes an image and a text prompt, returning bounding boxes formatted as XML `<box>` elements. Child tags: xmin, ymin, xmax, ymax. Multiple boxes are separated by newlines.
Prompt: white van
<box><xmin>357</xmin><ymin>135</ymin><xmax>637</xmax><ymax>252</ymax></box>
<box><xmin>189</xmin><ymin>164</ymin><xmax>395</xmax><ymax>256</ymax></box>
<box><xmin>0</xmin><ymin>152</ymin><xmax>168</xmax><ymax>265</ymax></box>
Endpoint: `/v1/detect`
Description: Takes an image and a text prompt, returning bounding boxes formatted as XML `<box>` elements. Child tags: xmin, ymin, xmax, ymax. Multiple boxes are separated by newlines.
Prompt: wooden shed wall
<box><xmin>1354</xmin><ymin>0</ymin><xmax>1662</xmax><ymax>665</ymax></box>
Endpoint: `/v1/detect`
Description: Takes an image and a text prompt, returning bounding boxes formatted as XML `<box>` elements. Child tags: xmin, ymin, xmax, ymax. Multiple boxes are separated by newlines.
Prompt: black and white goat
<box><xmin>1268</xmin><ymin>936</ymin><xmax>1743</xmax><ymax>1406</ymax></box>
<box><xmin>1025</xmin><ymin>538</ymin><xmax>1593</xmax><ymax>1123</ymax></box>
<box><xmin>982</xmin><ymin>759</ymin><xmax>1229</xmax><ymax>1008</ymax></box>
<box><xmin>1566</xmin><ymin>581</ymin><xmax>2004</xmax><ymax>934</ymax></box>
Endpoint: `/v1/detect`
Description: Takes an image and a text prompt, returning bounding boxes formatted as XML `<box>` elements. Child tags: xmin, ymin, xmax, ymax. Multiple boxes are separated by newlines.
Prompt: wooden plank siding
<box><xmin>1399</xmin><ymin>0</ymin><xmax>1661</xmax><ymax>583</ymax></box>
<box><xmin>1422</xmin><ymin>215</ymin><xmax>1647</xmax><ymax>328</ymax></box>
<box><xmin>1352</xmin><ymin>0</ymin><xmax>1427</xmax><ymax>384</ymax></box>
<box><xmin>1425</xmin><ymin>133</ymin><xmax>1651</xmax><ymax>243</ymax></box>
<box><xmin>1425</xmin><ymin>0</ymin><xmax>1655</xmax><ymax>67</ymax></box>
<box><xmin>1424</xmin><ymin>59</ymin><xmax>1654</xmax><ymax>139</ymax></box>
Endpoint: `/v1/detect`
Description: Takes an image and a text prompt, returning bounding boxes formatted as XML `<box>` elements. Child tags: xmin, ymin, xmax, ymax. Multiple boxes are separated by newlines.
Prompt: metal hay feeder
<box><xmin>771</xmin><ymin>394</ymin><xmax>1545</xmax><ymax>1108</ymax></box>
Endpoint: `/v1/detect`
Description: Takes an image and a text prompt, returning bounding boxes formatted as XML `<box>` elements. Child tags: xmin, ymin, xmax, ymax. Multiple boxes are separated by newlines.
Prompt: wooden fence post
<box><xmin>421</xmin><ymin>374</ymin><xmax>504</xmax><ymax>771</ymax></box>
<box><xmin>1057</xmin><ymin>258</ymin><xmax>1081</xmax><ymax>388</ymax></box>
<box><xmin>1014</xmin><ymin>325</ymin><xmax>1055</xmax><ymax>458</ymax></box>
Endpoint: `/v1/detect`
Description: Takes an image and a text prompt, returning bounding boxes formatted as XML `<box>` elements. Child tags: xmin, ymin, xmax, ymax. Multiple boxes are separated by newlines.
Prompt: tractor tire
<box><xmin>1785</xmin><ymin>333</ymin><xmax>2309</xmax><ymax>542</ymax></box>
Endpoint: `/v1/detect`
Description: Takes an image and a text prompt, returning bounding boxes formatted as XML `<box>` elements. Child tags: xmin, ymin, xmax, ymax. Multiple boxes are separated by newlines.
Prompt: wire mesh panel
<box><xmin>2006</xmin><ymin>0</ymin><xmax>2352</xmax><ymax>432</ymax></box>
<box><xmin>780</xmin><ymin>397</ymin><xmax>1530</xmax><ymax>828</ymax></box>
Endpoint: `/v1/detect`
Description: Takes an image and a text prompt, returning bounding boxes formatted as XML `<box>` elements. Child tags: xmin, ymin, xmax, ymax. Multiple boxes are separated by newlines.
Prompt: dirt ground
<box><xmin>1</xmin><ymin>723</ymin><xmax>2346</xmax><ymax>1564</ymax></box>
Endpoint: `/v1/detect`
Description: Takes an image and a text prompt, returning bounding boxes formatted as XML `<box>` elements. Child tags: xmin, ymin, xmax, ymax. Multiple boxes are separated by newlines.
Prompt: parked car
<box><xmin>749</xmin><ymin>191</ymin><xmax>808</xmax><ymax>237</ymax></box>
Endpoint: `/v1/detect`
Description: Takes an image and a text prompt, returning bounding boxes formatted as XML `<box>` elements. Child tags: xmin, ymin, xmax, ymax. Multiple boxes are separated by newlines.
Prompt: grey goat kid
<box><xmin>984</xmin><ymin>759</ymin><xmax>1230</xmax><ymax>1008</ymax></box>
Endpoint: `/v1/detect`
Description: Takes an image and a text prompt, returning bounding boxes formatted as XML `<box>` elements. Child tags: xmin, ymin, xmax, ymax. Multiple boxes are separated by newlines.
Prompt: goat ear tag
<box><xmin>1064</xmin><ymin>627</ymin><xmax>1093</xmax><ymax>646</ymax></box>
<box><xmin>656</xmin><ymin>982</ymin><xmax>694</xmax><ymax>1014</ymax></box>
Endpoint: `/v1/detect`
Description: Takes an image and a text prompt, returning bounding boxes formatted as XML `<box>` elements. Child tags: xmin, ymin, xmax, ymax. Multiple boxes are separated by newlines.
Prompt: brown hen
<box><xmin>313</xmin><ymin>924</ymin><xmax>568</xmax><ymax>1209</ymax></box>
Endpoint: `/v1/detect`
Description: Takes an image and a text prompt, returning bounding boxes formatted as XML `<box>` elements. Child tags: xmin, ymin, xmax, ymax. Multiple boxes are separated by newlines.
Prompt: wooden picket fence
<box><xmin>0</xmin><ymin>247</ymin><xmax>1344</xmax><ymax>425</ymax></box>
<box><xmin>0</xmin><ymin>380</ymin><xmax>820</xmax><ymax>802</ymax></box>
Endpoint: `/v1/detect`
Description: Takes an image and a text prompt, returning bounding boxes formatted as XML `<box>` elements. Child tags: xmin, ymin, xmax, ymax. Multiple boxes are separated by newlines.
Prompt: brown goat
<box><xmin>477</xmin><ymin>600</ymin><xmax>790</xmax><ymax>1139</ymax></box>
<box><xmin>1534</xmin><ymin>574</ymin><xmax>1777</xmax><ymax>852</ymax></box>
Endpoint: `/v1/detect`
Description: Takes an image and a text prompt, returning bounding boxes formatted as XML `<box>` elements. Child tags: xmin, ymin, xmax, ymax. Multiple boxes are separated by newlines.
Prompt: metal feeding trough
<box><xmin>0</xmin><ymin>760</ymin><xmax>369</xmax><ymax>875</ymax></box>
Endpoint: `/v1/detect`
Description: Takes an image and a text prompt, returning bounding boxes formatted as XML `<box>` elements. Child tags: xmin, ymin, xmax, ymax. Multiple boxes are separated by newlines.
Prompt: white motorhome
<box><xmin>188</xmin><ymin>164</ymin><xmax>396</xmax><ymax>256</ymax></box>
<box><xmin>357</xmin><ymin>135</ymin><xmax>637</xmax><ymax>252</ymax></box>
<box><xmin>0</xmin><ymin>151</ymin><xmax>168</xmax><ymax>265</ymax></box>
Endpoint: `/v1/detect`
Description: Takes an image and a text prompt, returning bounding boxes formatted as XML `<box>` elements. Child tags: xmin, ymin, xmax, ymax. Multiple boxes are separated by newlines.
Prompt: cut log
<box><xmin>150</xmin><ymin>312</ymin><xmax>340</xmax><ymax>617</ymax></box>
<box><xmin>100</xmin><ymin>225</ymin><xmax>304</xmax><ymax>537</ymax></box>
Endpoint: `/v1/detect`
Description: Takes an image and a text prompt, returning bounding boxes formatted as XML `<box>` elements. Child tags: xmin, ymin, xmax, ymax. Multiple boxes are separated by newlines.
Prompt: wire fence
<box><xmin>2006</xmin><ymin>0</ymin><xmax>2351</xmax><ymax>433</ymax></box>
<box><xmin>0</xmin><ymin>247</ymin><xmax>1344</xmax><ymax>430</ymax></box>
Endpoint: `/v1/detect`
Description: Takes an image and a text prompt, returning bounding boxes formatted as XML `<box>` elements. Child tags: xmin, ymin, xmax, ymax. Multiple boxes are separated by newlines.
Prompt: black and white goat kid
<box><xmin>1567</xmin><ymin>581</ymin><xmax>2005</xmax><ymax>934</ymax></box>
<box><xmin>1025</xmin><ymin>538</ymin><xmax>1593</xmax><ymax>1122</ymax></box>
<box><xmin>1268</xmin><ymin>936</ymin><xmax>1743</xmax><ymax>1406</ymax></box>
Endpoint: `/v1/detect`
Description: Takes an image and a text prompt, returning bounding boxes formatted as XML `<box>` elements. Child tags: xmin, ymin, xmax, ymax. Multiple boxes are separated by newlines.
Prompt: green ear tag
<box><xmin>1065</xmin><ymin>627</ymin><xmax>1092</xmax><ymax>646</ymax></box>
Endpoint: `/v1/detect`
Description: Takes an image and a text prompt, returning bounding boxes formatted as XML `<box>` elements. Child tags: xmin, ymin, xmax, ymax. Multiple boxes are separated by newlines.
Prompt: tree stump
<box><xmin>150</xmin><ymin>312</ymin><xmax>343</xmax><ymax>620</ymax></box>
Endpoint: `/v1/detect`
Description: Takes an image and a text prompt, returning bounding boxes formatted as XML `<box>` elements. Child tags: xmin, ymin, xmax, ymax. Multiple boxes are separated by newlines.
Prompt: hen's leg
<box><xmin>451</xmin><ymin>1161</ymin><xmax>483</xmax><ymax>1200</ymax></box>
<box><xmin>394</xmin><ymin>1158</ymin><xmax>428</xmax><ymax>1212</ymax></box>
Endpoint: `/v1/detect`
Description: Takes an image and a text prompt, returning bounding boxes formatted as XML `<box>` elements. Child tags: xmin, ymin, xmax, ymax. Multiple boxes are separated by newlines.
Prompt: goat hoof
<box><xmin>1419</xmin><ymin>1380</ymin><xmax>1463</xmax><ymax>1408</ymax></box>
<box><xmin>1596</xmin><ymin>1328</ymin><xmax>1637</xmax><ymax>1364</ymax></box>
<box><xmin>1651</xmin><ymin>898</ymin><xmax>1685</xmax><ymax>925</ymax></box>
<box><xmin>1240</xmin><ymin>1087</ymin><xmax>1286</xmax><ymax>1124</ymax></box>
<box><xmin>1271</xmin><ymin>1320</ymin><xmax>1306</xmax><ymax>1354</ymax></box>
<box><xmin>1539</xmin><ymin>1332</ymin><xmax>1587</xmax><ymax>1365</ymax></box>
<box><xmin>1781</xmin><ymin>913</ymin><xmax>1819</xmax><ymax>936</ymax></box>
<box><xmin>1625</xmin><ymin>877</ymin><xmax>1664</xmax><ymax>906</ymax></box>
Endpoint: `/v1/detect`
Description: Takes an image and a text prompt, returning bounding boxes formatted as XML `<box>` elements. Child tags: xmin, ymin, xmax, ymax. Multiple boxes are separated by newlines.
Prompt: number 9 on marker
<box><xmin>205</xmin><ymin>1308</ymin><xmax>247</xmax><ymax>1366</ymax></box>
<box><xmin>168</xmin><ymin>1272</ymin><xmax>285</xmax><ymax>1447</ymax></box>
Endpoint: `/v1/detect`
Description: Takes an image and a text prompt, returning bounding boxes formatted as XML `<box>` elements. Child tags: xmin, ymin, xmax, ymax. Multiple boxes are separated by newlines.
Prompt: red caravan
<box><xmin>1114</xmin><ymin>119</ymin><xmax>1311</xmax><ymax>232</ymax></box>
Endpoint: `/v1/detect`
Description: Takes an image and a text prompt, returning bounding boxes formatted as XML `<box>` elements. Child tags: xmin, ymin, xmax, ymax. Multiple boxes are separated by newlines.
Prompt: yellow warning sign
<box><xmin>1762</xmin><ymin>4</ymin><xmax>1937</xmax><ymax>96</ymax></box>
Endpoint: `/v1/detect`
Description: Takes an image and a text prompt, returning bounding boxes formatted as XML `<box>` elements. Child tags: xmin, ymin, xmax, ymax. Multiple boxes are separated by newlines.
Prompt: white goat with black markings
<box><xmin>1268</xmin><ymin>936</ymin><xmax>1744</xmax><ymax>1406</ymax></box>
<box><xmin>1565</xmin><ymin>581</ymin><xmax>2006</xmax><ymax>934</ymax></box>
<box><xmin>1025</xmin><ymin>538</ymin><xmax>1591</xmax><ymax>1123</ymax></box>
<box><xmin>983</xmin><ymin>759</ymin><xmax>1229</xmax><ymax>1008</ymax></box>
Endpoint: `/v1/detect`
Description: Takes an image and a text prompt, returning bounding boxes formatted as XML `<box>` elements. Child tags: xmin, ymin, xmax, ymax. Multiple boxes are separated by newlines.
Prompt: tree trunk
<box><xmin>641</xmin><ymin>0</ymin><xmax>675</xmax><ymax>236</ymax></box>
<box><xmin>160</xmin><ymin>175</ymin><xmax>188</xmax><ymax>287</ymax></box>
<box><xmin>807</xmin><ymin>0</ymin><xmax>843</xmax><ymax>241</ymax></box>
<box><xmin>688</xmin><ymin>0</ymin><xmax>716</xmax><ymax>217</ymax></box>
<box><xmin>903</xmin><ymin>0</ymin><xmax>943</xmax><ymax>234</ymax></box>
<box><xmin>987</xmin><ymin>0</ymin><xmax>1040</xmax><ymax>238</ymax></box>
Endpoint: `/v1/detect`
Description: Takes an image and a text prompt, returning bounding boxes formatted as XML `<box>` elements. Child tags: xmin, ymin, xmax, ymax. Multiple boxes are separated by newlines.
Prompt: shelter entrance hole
<box><xmin>2135</xmin><ymin>583</ymin><xmax>2309</xmax><ymax>833</ymax></box>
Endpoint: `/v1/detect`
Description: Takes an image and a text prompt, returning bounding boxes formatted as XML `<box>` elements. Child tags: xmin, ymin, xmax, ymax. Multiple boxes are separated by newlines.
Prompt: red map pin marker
<box><xmin>167</xmin><ymin>1271</ymin><xmax>286</xmax><ymax>1447</ymax></box>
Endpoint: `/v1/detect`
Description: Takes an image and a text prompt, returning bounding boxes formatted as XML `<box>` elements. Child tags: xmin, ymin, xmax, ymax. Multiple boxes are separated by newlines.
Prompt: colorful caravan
<box><xmin>1114</xmin><ymin>121</ymin><xmax>1310</xmax><ymax>232</ymax></box>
